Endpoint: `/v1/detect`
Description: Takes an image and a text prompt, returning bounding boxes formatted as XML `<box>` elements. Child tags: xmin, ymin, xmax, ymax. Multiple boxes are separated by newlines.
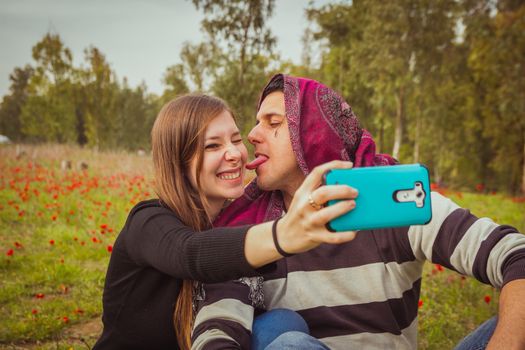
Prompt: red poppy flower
<box><xmin>100</xmin><ymin>224</ymin><xmax>108</xmax><ymax>229</ymax></box>
<box><xmin>484</xmin><ymin>295</ymin><xmax>491</xmax><ymax>304</ymax></box>
<box><xmin>62</xmin><ymin>316</ymin><xmax>69</xmax><ymax>323</ymax></box>
<box><xmin>6</xmin><ymin>249</ymin><xmax>14</xmax><ymax>257</ymax></box>
<box><xmin>49</xmin><ymin>240</ymin><xmax>55</xmax><ymax>245</ymax></box>
<box><xmin>107</xmin><ymin>245</ymin><xmax>113</xmax><ymax>253</ymax></box>
<box><xmin>92</xmin><ymin>237</ymin><xmax>98</xmax><ymax>243</ymax></box>
<box><xmin>418</xmin><ymin>300</ymin><xmax>423</xmax><ymax>308</ymax></box>
<box><xmin>35</xmin><ymin>293</ymin><xmax>45</xmax><ymax>299</ymax></box>
<box><xmin>14</xmin><ymin>242</ymin><xmax>23</xmax><ymax>249</ymax></box>
<box><xmin>435</xmin><ymin>264</ymin><xmax>444</xmax><ymax>272</ymax></box>
<box><xmin>31</xmin><ymin>309</ymin><xmax>38</xmax><ymax>315</ymax></box>
<box><xmin>51</xmin><ymin>215</ymin><xmax>57</xmax><ymax>221</ymax></box>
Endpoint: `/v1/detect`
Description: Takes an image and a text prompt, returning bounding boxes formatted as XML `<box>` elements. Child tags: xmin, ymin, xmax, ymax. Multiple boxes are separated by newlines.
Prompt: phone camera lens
<box><xmin>417</xmin><ymin>192</ymin><xmax>423</xmax><ymax>198</ymax></box>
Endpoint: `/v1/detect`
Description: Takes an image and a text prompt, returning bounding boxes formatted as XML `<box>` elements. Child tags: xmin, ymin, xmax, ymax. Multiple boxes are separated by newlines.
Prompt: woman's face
<box><xmin>189</xmin><ymin>110</ymin><xmax>248</xmax><ymax>208</ymax></box>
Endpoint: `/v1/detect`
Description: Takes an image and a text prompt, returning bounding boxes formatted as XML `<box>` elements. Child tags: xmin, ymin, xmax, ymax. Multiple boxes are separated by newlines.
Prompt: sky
<box><xmin>0</xmin><ymin>0</ymin><xmax>331</xmax><ymax>97</ymax></box>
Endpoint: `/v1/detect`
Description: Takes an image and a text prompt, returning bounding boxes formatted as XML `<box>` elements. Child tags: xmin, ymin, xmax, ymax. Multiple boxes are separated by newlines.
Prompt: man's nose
<box><xmin>247</xmin><ymin>124</ymin><xmax>260</xmax><ymax>145</ymax></box>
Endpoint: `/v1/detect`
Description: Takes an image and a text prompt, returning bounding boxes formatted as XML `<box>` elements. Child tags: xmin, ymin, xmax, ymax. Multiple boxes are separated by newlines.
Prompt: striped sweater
<box><xmin>191</xmin><ymin>192</ymin><xmax>525</xmax><ymax>349</ymax></box>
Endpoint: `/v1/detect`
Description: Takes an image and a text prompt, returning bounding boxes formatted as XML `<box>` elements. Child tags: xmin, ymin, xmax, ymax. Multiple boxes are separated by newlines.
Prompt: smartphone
<box><xmin>323</xmin><ymin>163</ymin><xmax>432</xmax><ymax>231</ymax></box>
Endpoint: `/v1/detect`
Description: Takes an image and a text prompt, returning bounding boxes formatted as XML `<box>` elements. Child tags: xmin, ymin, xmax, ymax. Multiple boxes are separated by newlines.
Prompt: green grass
<box><xmin>0</xmin><ymin>145</ymin><xmax>153</xmax><ymax>349</ymax></box>
<box><xmin>418</xmin><ymin>190</ymin><xmax>524</xmax><ymax>349</ymax></box>
<box><xmin>0</xmin><ymin>144</ymin><xmax>524</xmax><ymax>349</ymax></box>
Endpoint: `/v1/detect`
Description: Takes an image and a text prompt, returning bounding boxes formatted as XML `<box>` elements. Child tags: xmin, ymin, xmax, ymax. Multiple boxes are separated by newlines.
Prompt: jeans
<box><xmin>253</xmin><ymin>309</ymin><xmax>497</xmax><ymax>350</ymax></box>
<box><xmin>251</xmin><ymin>309</ymin><xmax>328</xmax><ymax>350</ymax></box>
<box><xmin>454</xmin><ymin>317</ymin><xmax>498</xmax><ymax>350</ymax></box>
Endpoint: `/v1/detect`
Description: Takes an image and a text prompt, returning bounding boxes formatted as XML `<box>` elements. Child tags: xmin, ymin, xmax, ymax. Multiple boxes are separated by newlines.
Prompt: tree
<box><xmin>113</xmin><ymin>80</ymin><xmax>157</xmax><ymax>150</ymax></box>
<box><xmin>20</xmin><ymin>33</ymin><xmax>77</xmax><ymax>143</ymax></box>
<box><xmin>466</xmin><ymin>1</ymin><xmax>525</xmax><ymax>193</ymax></box>
<box><xmin>191</xmin><ymin>0</ymin><xmax>277</xmax><ymax>135</ymax></box>
<box><xmin>0</xmin><ymin>65</ymin><xmax>34</xmax><ymax>141</ymax></box>
<box><xmin>80</xmin><ymin>46</ymin><xmax>119</xmax><ymax>148</ymax></box>
<box><xmin>160</xmin><ymin>64</ymin><xmax>189</xmax><ymax>105</ymax></box>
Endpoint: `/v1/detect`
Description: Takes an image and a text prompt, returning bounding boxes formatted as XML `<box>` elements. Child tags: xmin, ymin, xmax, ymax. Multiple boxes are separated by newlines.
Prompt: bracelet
<box><xmin>272</xmin><ymin>217</ymin><xmax>294</xmax><ymax>257</ymax></box>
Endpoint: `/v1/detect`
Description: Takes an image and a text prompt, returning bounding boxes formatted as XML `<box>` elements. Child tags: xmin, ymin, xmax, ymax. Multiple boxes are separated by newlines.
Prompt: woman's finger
<box><xmin>309</xmin><ymin>200</ymin><xmax>356</xmax><ymax>226</ymax></box>
<box><xmin>300</xmin><ymin>160</ymin><xmax>353</xmax><ymax>190</ymax></box>
<box><xmin>311</xmin><ymin>185</ymin><xmax>358</xmax><ymax>205</ymax></box>
<box><xmin>308</xmin><ymin>230</ymin><xmax>357</xmax><ymax>244</ymax></box>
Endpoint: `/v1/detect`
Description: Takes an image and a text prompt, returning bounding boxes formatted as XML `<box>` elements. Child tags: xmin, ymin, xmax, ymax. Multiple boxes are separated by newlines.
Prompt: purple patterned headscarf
<box><xmin>214</xmin><ymin>74</ymin><xmax>396</xmax><ymax>227</ymax></box>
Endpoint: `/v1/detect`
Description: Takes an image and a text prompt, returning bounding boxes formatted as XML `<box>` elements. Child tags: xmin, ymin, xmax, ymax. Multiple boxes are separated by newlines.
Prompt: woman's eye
<box><xmin>232</xmin><ymin>138</ymin><xmax>243</xmax><ymax>144</ymax></box>
<box><xmin>205</xmin><ymin>143</ymin><xmax>220</xmax><ymax>150</ymax></box>
<box><xmin>270</xmin><ymin>122</ymin><xmax>281</xmax><ymax>127</ymax></box>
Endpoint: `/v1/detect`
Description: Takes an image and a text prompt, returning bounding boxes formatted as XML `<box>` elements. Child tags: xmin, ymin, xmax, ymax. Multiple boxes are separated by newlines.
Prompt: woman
<box><xmin>93</xmin><ymin>94</ymin><xmax>358</xmax><ymax>350</ymax></box>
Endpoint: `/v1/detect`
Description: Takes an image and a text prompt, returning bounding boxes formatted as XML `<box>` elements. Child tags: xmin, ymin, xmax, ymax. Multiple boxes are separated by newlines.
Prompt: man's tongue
<box><xmin>245</xmin><ymin>155</ymin><xmax>269</xmax><ymax>170</ymax></box>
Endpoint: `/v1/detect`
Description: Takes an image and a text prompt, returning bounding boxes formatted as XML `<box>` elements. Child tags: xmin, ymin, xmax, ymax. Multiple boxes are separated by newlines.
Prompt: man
<box><xmin>192</xmin><ymin>74</ymin><xmax>525</xmax><ymax>349</ymax></box>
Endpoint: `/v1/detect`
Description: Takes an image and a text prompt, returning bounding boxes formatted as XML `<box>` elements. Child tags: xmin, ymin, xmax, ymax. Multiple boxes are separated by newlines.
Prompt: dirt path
<box><xmin>1</xmin><ymin>318</ymin><xmax>102</xmax><ymax>350</ymax></box>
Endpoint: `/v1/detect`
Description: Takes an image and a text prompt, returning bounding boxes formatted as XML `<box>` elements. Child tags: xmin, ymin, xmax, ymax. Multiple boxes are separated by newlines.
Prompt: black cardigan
<box><xmin>93</xmin><ymin>199</ymin><xmax>259</xmax><ymax>350</ymax></box>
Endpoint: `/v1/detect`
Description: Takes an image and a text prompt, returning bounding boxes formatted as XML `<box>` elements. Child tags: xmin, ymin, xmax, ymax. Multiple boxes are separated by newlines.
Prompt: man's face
<box><xmin>247</xmin><ymin>91</ymin><xmax>303</xmax><ymax>193</ymax></box>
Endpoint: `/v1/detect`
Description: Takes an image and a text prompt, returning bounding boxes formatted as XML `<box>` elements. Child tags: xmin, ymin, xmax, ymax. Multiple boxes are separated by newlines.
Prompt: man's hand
<box><xmin>487</xmin><ymin>279</ymin><xmax>525</xmax><ymax>349</ymax></box>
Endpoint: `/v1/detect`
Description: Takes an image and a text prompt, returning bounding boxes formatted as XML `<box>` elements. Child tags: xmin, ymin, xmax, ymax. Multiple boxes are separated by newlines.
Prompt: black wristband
<box><xmin>272</xmin><ymin>217</ymin><xmax>294</xmax><ymax>257</ymax></box>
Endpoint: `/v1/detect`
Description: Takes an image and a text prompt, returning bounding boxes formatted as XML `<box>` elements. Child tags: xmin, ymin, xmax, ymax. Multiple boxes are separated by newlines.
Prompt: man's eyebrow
<box><xmin>257</xmin><ymin>112</ymin><xmax>285</xmax><ymax>120</ymax></box>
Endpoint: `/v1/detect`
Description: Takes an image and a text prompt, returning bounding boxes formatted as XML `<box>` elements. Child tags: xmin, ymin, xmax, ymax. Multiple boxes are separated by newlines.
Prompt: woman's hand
<box><xmin>277</xmin><ymin>160</ymin><xmax>358</xmax><ymax>254</ymax></box>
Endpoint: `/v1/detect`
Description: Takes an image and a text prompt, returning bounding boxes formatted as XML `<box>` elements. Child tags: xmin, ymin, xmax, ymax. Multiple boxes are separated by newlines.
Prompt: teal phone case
<box><xmin>323</xmin><ymin>164</ymin><xmax>432</xmax><ymax>231</ymax></box>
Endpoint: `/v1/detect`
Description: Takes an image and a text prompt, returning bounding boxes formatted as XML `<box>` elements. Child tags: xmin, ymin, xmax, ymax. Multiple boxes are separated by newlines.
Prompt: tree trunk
<box><xmin>392</xmin><ymin>87</ymin><xmax>404</xmax><ymax>160</ymax></box>
<box><xmin>339</xmin><ymin>49</ymin><xmax>343</xmax><ymax>93</ymax></box>
<box><xmin>413</xmin><ymin>112</ymin><xmax>421</xmax><ymax>163</ymax></box>
<box><xmin>379</xmin><ymin>119</ymin><xmax>384</xmax><ymax>153</ymax></box>
<box><xmin>521</xmin><ymin>129</ymin><xmax>525</xmax><ymax>194</ymax></box>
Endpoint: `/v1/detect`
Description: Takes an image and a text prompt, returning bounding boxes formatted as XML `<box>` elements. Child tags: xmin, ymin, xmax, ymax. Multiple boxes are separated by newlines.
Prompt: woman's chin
<box><xmin>223</xmin><ymin>188</ymin><xmax>244</xmax><ymax>200</ymax></box>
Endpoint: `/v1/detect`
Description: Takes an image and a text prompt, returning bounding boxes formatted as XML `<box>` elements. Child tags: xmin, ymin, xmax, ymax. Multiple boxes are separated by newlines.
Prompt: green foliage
<box><xmin>307</xmin><ymin>0</ymin><xmax>525</xmax><ymax>193</ymax></box>
<box><xmin>0</xmin><ymin>33</ymin><xmax>156</xmax><ymax>151</ymax></box>
<box><xmin>0</xmin><ymin>65</ymin><xmax>34</xmax><ymax>141</ymax></box>
<box><xmin>185</xmin><ymin>0</ymin><xmax>279</xmax><ymax>138</ymax></box>
<box><xmin>161</xmin><ymin>64</ymin><xmax>190</xmax><ymax>105</ymax></box>
<box><xmin>19</xmin><ymin>34</ymin><xmax>77</xmax><ymax>143</ymax></box>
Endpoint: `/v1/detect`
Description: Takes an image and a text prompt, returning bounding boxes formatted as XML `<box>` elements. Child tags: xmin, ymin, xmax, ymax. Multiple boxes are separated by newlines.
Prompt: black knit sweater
<box><xmin>93</xmin><ymin>199</ymin><xmax>258</xmax><ymax>350</ymax></box>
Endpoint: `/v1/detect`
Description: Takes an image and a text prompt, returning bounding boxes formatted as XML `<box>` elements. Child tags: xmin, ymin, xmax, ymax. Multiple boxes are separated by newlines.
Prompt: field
<box><xmin>1</xmin><ymin>144</ymin><xmax>524</xmax><ymax>349</ymax></box>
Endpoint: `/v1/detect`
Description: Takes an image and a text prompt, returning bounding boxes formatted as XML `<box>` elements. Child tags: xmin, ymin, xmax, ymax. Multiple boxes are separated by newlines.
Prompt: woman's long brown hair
<box><xmin>151</xmin><ymin>94</ymin><xmax>231</xmax><ymax>349</ymax></box>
